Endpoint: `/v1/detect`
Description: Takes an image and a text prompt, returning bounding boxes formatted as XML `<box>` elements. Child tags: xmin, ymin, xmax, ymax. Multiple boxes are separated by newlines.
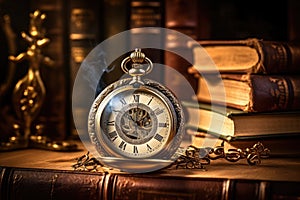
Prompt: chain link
<box><xmin>72</xmin><ymin>142</ymin><xmax>270</xmax><ymax>172</ymax></box>
<box><xmin>174</xmin><ymin>141</ymin><xmax>270</xmax><ymax>169</ymax></box>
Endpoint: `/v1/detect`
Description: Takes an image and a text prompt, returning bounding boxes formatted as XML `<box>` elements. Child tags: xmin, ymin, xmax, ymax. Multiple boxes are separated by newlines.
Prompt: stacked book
<box><xmin>184</xmin><ymin>38</ymin><xmax>300</xmax><ymax>157</ymax></box>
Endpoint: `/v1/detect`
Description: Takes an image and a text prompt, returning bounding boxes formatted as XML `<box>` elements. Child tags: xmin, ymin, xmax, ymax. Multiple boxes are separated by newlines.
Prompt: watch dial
<box><xmin>95</xmin><ymin>85</ymin><xmax>176</xmax><ymax>158</ymax></box>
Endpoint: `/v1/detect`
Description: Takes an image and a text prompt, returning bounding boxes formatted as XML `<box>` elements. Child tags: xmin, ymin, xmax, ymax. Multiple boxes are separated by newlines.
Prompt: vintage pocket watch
<box><xmin>88</xmin><ymin>48</ymin><xmax>185</xmax><ymax>173</ymax></box>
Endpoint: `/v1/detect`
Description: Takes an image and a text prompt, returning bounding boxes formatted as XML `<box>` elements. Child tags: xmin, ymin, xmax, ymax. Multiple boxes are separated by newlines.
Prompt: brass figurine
<box><xmin>0</xmin><ymin>10</ymin><xmax>78</xmax><ymax>151</ymax></box>
<box><xmin>8</xmin><ymin>10</ymin><xmax>52</xmax><ymax>148</ymax></box>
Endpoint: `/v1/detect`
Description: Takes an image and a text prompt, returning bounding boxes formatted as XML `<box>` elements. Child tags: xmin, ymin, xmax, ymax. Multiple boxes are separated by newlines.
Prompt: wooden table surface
<box><xmin>0</xmin><ymin>140</ymin><xmax>300</xmax><ymax>182</ymax></box>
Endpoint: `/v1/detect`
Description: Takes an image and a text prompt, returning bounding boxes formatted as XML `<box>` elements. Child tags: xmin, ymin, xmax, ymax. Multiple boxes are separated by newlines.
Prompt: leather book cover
<box><xmin>191</xmin><ymin>38</ymin><xmax>300</xmax><ymax>74</ymax></box>
<box><xmin>4</xmin><ymin>168</ymin><xmax>105</xmax><ymax>200</ymax></box>
<box><xmin>193</xmin><ymin>73</ymin><xmax>300</xmax><ymax>112</ymax></box>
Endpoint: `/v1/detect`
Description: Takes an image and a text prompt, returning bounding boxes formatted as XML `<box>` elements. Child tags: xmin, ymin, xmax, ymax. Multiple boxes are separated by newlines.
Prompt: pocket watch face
<box><xmin>93</xmin><ymin>82</ymin><xmax>177</xmax><ymax>159</ymax></box>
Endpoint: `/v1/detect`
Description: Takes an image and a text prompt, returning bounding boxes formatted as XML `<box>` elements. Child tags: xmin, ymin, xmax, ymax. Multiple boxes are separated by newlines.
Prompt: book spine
<box><xmin>101</xmin><ymin>0</ymin><xmax>129</xmax><ymax>40</ymax></box>
<box><xmin>268</xmin><ymin>181</ymin><xmax>300</xmax><ymax>199</ymax></box>
<box><xmin>95</xmin><ymin>0</ymin><xmax>130</xmax><ymax>94</ymax></box>
<box><xmin>0</xmin><ymin>167</ymin><xmax>6</xmax><ymax>199</ymax></box>
<box><xmin>96</xmin><ymin>0</ymin><xmax>164</xmax><ymax>102</ymax></box>
<box><xmin>111</xmin><ymin>174</ymin><xmax>225</xmax><ymax>199</ymax></box>
<box><xmin>252</xmin><ymin>39</ymin><xmax>300</xmax><ymax>74</ymax></box>
<box><xmin>97</xmin><ymin>0</ymin><xmax>164</xmax><ymax>94</ymax></box>
<box><xmin>111</xmin><ymin>173</ymin><xmax>300</xmax><ymax>200</ymax></box>
<box><xmin>129</xmin><ymin>0</ymin><xmax>165</xmax><ymax>83</ymax></box>
<box><xmin>130</xmin><ymin>0</ymin><xmax>164</xmax><ymax>29</ymax></box>
<box><xmin>30</xmin><ymin>0</ymin><xmax>68</xmax><ymax>139</ymax></box>
<box><xmin>101</xmin><ymin>0</ymin><xmax>130</xmax><ymax>63</ymax></box>
<box><xmin>194</xmin><ymin>73</ymin><xmax>300</xmax><ymax>112</ymax></box>
<box><xmin>68</xmin><ymin>0</ymin><xmax>100</xmax><ymax>138</ymax></box>
<box><xmin>164</xmin><ymin>0</ymin><xmax>199</xmax><ymax>99</ymax></box>
<box><xmin>249</xmin><ymin>75</ymin><xmax>300</xmax><ymax>112</ymax></box>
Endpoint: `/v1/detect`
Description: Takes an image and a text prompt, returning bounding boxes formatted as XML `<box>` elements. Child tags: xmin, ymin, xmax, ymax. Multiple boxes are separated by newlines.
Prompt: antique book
<box><xmin>0</xmin><ymin>142</ymin><xmax>300</xmax><ymax>200</ymax></box>
<box><xmin>189</xmin><ymin>38</ymin><xmax>300</xmax><ymax>74</ymax></box>
<box><xmin>193</xmin><ymin>73</ymin><xmax>300</xmax><ymax>112</ymax></box>
<box><xmin>182</xmin><ymin>101</ymin><xmax>300</xmax><ymax>138</ymax></box>
<box><xmin>1</xmin><ymin>165</ymin><xmax>300</xmax><ymax>200</ymax></box>
<box><xmin>0</xmin><ymin>167</ymin><xmax>105</xmax><ymax>199</ymax></box>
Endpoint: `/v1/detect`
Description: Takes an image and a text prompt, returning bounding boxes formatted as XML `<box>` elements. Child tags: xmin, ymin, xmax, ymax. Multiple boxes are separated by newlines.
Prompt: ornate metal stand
<box><xmin>0</xmin><ymin>10</ymin><xmax>77</xmax><ymax>152</ymax></box>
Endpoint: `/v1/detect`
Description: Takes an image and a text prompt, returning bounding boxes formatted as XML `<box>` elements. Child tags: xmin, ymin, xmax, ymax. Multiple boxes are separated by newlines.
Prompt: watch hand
<box><xmin>135</xmin><ymin>106</ymin><xmax>139</xmax><ymax>124</ymax></box>
<box><xmin>122</xmin><ymin>115</ymin><xmax>141</xmax><ymax>139</ymax></box>
<box><xmin>123</xmin><ymin>111</ymin><xmax>136</xmax><ymax>123</ymax></box>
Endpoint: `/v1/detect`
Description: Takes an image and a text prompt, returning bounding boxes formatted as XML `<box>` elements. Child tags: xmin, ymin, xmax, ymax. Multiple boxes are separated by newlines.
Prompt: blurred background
<box><xmin>0</xmin><ymin>0</ymin><xmax>298</xmax><ymax>143</ymax></box>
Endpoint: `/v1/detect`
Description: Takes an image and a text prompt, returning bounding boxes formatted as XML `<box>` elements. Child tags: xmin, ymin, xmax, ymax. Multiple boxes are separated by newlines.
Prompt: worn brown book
<box><xmin>1</xmin><ymin>167</ymin><xmax>105</xmax><ymax>199</ymax></box>
<box><xmin>1</xmin><ymin>165</ymin><xmax>300</xmax><ymax>200</ymax></box>
<box><xmin>189</xmin><ymin>38</ymin><xmax>300</xmax><ymax>74</ymax></box>
<box><xmin>193</xmin><ymin>73</ymin><xmax>300</xmax><ymax>112</ymax></box>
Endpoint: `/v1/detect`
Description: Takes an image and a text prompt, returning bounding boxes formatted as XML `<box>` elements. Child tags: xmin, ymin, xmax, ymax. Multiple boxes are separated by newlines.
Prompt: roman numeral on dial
<box><xmin>158</xmin><ymin>123</ymin><xmax>168</xmax><ymax>127</ymax></box>
<box><xmin>146</xmin><ymin>144</ymin><xmax>153</xmax><ymax>152</ymax></box>
<box><xmin>147</xmin><ymin>97</ymin><xmax>154</xmax><ymax>105</ymax></box>
<box><xmin>108</xmin><ymin>131</ymin><xmax>118</xmax><ymax>141</ymax></box>
<box><xmin>154</xmin><ymin>134</ymin><xmax>163</xmax><ymax>142</ymax></box>
<box><xmin>133</xmin><ymin>145</ymin><xmax>138</xmax><ymax>154</ymax></box>
<box><xmin>120</xmin><ymin>98</ymin><xmax>127</xmax><ymax>106</ymax></box>
<box><xmin>119</xmin><ymin>141</ymin><xmax>127</xmax><ymax>150</ymax></box>
<box><xmin>133</xmin><ymin>94</ymin><xmax>140</xmax><ymax>103</ymax></box>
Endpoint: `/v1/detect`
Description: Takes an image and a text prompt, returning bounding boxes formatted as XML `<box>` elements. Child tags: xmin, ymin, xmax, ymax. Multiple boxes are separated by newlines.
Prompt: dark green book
<box><xmin>182</xmin><ymin>101</ymin><xmax>300</xmax><ymax>138</ymax></box>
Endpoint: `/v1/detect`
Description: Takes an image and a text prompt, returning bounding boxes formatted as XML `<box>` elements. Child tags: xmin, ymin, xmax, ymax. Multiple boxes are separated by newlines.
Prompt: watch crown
<box><xmin>121</xmin><ymin>48</ymin><xmax>153</xmax><ymax>85</ymax></box>
<box><xmin>130</xmin><ymin>48</ymin><xmax>145</xmax><ymax>63</ymax></box>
